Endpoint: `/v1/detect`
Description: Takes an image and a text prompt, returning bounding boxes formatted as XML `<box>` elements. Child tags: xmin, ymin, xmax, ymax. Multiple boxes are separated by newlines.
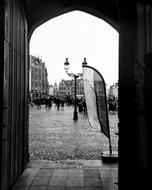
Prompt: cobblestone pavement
<box><xmin>29</xmin><ymin>104</ymin><xmax>118</xmax><ymax>160</ymax></box>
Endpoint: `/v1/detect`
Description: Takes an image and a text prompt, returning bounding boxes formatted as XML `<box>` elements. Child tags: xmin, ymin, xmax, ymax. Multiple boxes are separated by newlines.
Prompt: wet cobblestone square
<box><xmin>29</xmin><ymin>104</ymin><xmax>118</xmax><ymax>160</ymax></box>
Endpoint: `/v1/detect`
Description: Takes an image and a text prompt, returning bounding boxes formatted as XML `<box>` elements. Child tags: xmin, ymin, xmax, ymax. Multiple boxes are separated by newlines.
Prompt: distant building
<box><xmin>58</xmin><ymin>79</ymin><xmax>72</xmax><ymax>98</ymax></box>
<box><xmin>53</xmin><ymin>82</ymin><xmax>59</xmax><ymax>97</ymax></box>
<box><xmin>58</xmin><ymin>78</ymin><xmax>84</xmax><ymax>99</ymax></box>
<box><xmin>71</xmin><ymin>78</ymin><xmax>84</xmax><ymax>98</ymax></box>
<box><xmin>48</xmin><ymin>85</ymin><xmax>53</xmax><ymax>96</ymax></box>
<box><xmin>108</xmin><ymin>83</ymin><xmax>118</xmax><ymax>99</ymax></box>
<box><xmin>29</xmin><ymin>55</ymin><xmax>49</xmax><ymax>98</ymax></box>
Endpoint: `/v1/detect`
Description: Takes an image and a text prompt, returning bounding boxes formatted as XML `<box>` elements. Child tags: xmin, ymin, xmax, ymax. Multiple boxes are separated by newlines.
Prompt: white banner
<box><xmin>82</xmin><ymin>65</ymin><xmax>110</xmax><ymax>139</ymax></box>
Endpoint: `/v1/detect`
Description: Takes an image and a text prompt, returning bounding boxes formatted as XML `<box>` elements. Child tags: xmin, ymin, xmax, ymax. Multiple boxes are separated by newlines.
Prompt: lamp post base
<box><xmin>73</xmin><ymin>111</ymin><xmax>78</xmax><ymax>121</ymax></box>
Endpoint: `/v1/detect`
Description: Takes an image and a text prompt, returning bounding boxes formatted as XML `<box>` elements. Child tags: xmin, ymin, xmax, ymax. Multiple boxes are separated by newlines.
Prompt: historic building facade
<box><xmin>58</xmin><ymin>79</ymin><xmax>72</xmax><ymax>97</ymax></box>
<box><xmin>58</xmin><ymin>78</ymin><xmax>84</xmax><ymax>98</ymax></box>
<box><xmin>29</xmin><ymin>55</ymin><xmax>49</xmax><ymax>98</ymax></box>
<box><xmin>53</xmin><ymin>82</ymin><xmax>59</xmax><ymax>97</ymax></box>
<box><xmin>108</xmin><ymin>83</ymin><xmax>118</xmax><ymax>99</ymax></box>
<box><xmin>48</xmin><ymin>84</ymin><xmax>54</xmax><ymax>96</ymax></box>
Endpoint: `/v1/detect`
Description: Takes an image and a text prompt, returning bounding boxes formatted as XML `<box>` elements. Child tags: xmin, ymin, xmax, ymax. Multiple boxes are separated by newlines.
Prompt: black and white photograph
<box><xmin>1</xmin><ymin>0</ymin><xmax>152</xmax><ymax>190</ymax></box>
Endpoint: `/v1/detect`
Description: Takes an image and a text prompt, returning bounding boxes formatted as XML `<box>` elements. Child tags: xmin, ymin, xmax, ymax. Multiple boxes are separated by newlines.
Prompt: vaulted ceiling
<box><xmin>25</xmin><ymin>0</ymin><xmax>119</xmax><ymax>38</ymax></box>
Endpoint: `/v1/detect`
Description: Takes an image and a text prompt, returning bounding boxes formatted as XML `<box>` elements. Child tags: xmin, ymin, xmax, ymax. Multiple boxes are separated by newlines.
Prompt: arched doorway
<box><xmin>28</xmin><ymin>10</ymin><xmax>119</xmax><ymax>161</ymax></box>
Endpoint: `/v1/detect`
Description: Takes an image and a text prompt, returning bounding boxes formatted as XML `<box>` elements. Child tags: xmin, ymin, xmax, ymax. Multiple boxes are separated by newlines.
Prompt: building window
<box><xmin>31</xmin><ymin>74</ymin><xmax>35</xmax><ymax>80</ymax></box>
<box><xmin>35</xmin><ymin>82</ymin><xmax>38</xmax><ymax>88</ymax></box>
<box><xmin>35</xmin><ymin>75</ymin><xmax>38</xmax><ymax>80</ymax></box>
<box><xmin>31</xmin><ymin>82</ymin><xmax>34</xmax><ymax>88</ymax></box>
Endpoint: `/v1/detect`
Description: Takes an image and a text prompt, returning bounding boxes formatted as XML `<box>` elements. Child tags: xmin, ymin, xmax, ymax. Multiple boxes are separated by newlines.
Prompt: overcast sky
<box><xmin>30</xmin><ymin>11</ymin><xmax>119</xmax><ymax>88</ymax></box>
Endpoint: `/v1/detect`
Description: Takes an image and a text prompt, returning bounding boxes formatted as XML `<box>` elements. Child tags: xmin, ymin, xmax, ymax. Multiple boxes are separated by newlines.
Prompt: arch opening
<box><xmin>28</xmin><ymin>10</ymin><xmax>119</xmax><ymax>162</ymax></box>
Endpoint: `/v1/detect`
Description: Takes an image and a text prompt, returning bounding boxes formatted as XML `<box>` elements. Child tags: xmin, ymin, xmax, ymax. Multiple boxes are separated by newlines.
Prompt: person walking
<box><xmin>56</xmin><ymin>97</ymin><xmax>61</xmax><ymax>110</ymax></box>
<box><xmin>61</xmin><ymin>98</ymin><xmax>65</xmax><ymax>109</ymax></box>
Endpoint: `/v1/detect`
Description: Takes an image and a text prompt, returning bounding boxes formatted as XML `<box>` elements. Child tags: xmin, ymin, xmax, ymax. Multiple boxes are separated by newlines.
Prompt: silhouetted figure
<box><xmin>37</xmin><ymin>98</ymin><xmax>41</xmax><ymax>109</ymax></box>
<box><xmin>109</xmin><ymin>97</ymin><xmax>116</xmax><ymax>114</ymax></box>
<box><xmin>82</xmin><ymin>99</ymin><xmax>87</xmax><ymax>114</ymax></box>
<box><xmin>61</xmin><ymin>98</ymin><xmax>65</xmax><ymax>109</ymax></box>
<box><xmin>45</xmin><ymin>97</ymin><xmax>49</xmax><ymax>109</ymax></box>
<box><xmin>78</xmin><ymin>101</ymin><xmax>83</xmax><ymax>112</ymax></box>
<box><xmin>48</xmin><ymin>96</ymin><xmax>52</xmax><ymax>109</ymax></box>
<box><xmin>56</xmin><ymin>98</ymin><xmax>61</xmax><ymax>110</ymax></box>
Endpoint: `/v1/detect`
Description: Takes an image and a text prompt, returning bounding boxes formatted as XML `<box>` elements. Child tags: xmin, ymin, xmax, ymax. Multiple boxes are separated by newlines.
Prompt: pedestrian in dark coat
<box><xmin>56</xmin><ymin>98</ymin><xmax>61</xmax><ymax>110</ymax></box>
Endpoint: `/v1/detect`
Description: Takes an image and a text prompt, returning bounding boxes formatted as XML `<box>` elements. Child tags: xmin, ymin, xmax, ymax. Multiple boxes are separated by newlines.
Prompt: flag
<box><xmin>82</xmin><ymin>64</ymin><xmax>110</xmax><ymax>139</ymax></box>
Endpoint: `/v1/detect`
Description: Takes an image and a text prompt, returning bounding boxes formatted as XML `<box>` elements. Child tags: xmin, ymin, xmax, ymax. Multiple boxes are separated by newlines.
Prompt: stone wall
<box><xmin>1</xmin><ymin>0</ymin><xmax>29</xmax><ymax>189</ymax></box>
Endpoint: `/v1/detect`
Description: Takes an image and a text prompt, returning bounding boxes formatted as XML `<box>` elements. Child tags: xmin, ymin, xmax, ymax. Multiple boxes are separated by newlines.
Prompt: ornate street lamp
<box><xmin>82</xmin><ymin>57</ymin><xmax>87</xmax><ymax>66</ymax></box>
<box><xmin>64</xmin><ymin>58</ymin><xmax>84</xmax><ymax>121</ymax></box>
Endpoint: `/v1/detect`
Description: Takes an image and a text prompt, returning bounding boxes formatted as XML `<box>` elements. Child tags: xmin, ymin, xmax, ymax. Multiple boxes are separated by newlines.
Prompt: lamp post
<box><xmin>64</xmin><ymin>58</ymin><xmax>84</xmax><ymax>121</ymax></box>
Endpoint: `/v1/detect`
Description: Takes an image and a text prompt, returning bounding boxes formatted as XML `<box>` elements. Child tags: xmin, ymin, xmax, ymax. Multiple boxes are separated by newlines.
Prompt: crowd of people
<box><xmin>28</xmin><ymin>95</ymin><xmax>88</xmax><ymax>114</ymax></box>
<box><xmin>29</xmin><ymin>94</ymin><xmax>118</xmax><ymax>114</ymax></box>
<box><xmin>108</xmin><ymin>96</ymin><xmax>118</xmax><ymax>114</ymax></box>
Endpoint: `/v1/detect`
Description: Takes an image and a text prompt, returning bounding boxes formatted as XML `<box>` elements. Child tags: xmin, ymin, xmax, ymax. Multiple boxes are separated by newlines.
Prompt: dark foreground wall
<box><xmin>0</xmin><ymin>0</ymin><xmax>29</xmax><ymax>189</ymax></box>
<box><xmin>119</xmin><ymin>1</ymin><xmax>152</xmax><ymax>188</ymax></box>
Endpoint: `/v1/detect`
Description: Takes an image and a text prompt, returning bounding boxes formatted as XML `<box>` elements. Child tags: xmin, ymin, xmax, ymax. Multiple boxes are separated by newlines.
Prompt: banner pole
<box><xmin>82</xmin><ymin>62</ymin><xmax>118</xmax><ymax>162</ymax></box>
<box><xmin>109</xmin><ymin>137</ymin><xmax>112</xmax><ymax>155</ymax></box>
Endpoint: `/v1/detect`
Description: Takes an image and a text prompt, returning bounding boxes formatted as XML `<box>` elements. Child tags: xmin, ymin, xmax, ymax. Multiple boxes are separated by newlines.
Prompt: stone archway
<box><xmin>28</xmin><ymin>9</ymin><xmax>119</xmax><ymax>161</ymax></box>
<box><xmin>26</xmin><ymin>0</ymin><xmax>119</xmax><ymax>39</ymax></box>
<box><xmin>1</xmin><ymin>1</ymin><xmax>152</xmax><ymax>190</ymax></box>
